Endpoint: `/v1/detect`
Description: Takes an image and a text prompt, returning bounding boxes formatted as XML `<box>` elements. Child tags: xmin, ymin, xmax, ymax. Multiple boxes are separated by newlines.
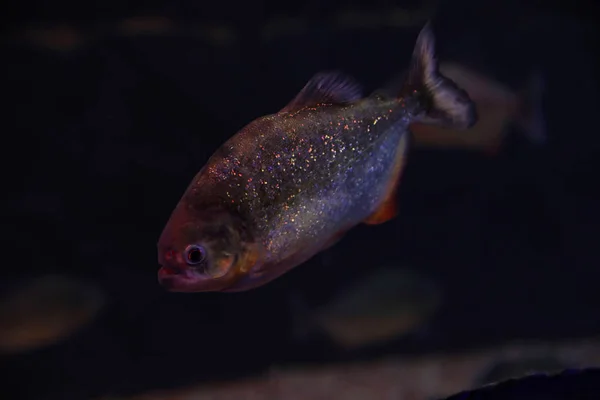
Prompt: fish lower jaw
<box><xmin>157</xmin><ymin>266</ymin><xmax>205</xmax><ymax>291</ymax></box>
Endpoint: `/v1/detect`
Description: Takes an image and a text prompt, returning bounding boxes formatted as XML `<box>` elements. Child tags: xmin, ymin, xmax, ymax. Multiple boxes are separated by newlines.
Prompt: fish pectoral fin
<box><xmin>237</xmin><ymin>242</ymin><xmax>265</xmax><ymax>274</ymax></box>
<box><xmin>280</xmin><ymin>71</ymin><xmax>363</xmax><ymax>113</ymax></box>
<box><xmin>363</xmin><ymin>133</ymin><xmax>409</xmax><ymax>225</ymax></box>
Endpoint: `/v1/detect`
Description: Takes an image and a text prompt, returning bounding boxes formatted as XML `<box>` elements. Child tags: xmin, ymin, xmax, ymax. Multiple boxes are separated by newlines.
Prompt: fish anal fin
<box><xmin>364</xmin><ymin>194</ymin><xmax>399</xmax><ymax>225</ymax></box>
<box><xmin>236</xmin><ymin>242</ymin><xmax>265</xmax><ymax>274</ymax></box>
<box><xmin>364</xmin><ymin>133</ymin><xmax>409</xmax><ymax>225</ymax></box>
<box><xmin>280</xmin><ymin>71</ymin><xmax>363</xmax><ymax>113</ymax></box>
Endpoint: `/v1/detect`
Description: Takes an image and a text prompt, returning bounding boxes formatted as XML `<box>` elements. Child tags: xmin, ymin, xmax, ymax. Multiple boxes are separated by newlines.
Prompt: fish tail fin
<box><xmin>514</xmin><ymin>69</ymin><xmax>547</xmax><ymax>145</ymax></box>
<box><xmin>401</xmin><ymin>22</ymin><xmax>477</xmax><ymax>130</ymax></box>
<box><xmin>289</xmin><ymin>291</ymin><xmax>317</xmax><ymax>342</ymax></box>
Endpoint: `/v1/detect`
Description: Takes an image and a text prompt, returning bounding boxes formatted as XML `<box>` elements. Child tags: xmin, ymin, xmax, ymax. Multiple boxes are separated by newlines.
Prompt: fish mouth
<box><xmin>158</xmin><ymin>265</ymin><xmax>194</xmax><ymax>278</ymax></box>
<box><xmin>157</xmin><ymin>265</ymin><xmax>229</xmax><ymax>292</ymax></box>
<box><xmin>158</xmin><ymin>266</ymin><xmax>201</xmax><ymax>289</ymax></box>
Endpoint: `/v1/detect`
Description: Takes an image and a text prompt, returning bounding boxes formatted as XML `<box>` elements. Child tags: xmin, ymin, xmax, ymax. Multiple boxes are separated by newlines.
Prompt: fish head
<box><xmin>157</xmin><ymin>204</ymin><xmax>262</xmax><ymax>292</ymax></box>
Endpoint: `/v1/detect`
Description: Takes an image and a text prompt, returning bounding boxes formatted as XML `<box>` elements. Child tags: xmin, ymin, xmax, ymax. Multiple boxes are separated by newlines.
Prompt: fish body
<box><xmin>168</xmin><ymin>98</ymin><xmax>412</xmax><ymax>291</ymax></box>
<box><xmin>157</xmin><ymin>23</ymin><xmax>476</xmax><ymax>292</ymax></box>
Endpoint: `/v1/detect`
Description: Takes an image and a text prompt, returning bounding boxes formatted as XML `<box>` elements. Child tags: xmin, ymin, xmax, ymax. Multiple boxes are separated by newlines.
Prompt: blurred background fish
<box><xmin>408</xmin><ymin>62</ymin><xmax>546</xmax><ymax>156</ymax></box>
<box><xmin>0</xmin><ymin>275</ymin><xmax>106</xmax><ymax>354</ymax></box>
<box><xmin>290</xmin><ymin>266</ymin><xmax>442</xmax><ymax>350</ymax></box>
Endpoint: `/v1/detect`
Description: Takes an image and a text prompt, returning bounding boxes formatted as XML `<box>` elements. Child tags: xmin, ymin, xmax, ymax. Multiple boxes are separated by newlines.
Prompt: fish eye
<box><xmin>184</xmin><ymin>245</ymin><xmax>206</xmax><ymax>265</ymax></box>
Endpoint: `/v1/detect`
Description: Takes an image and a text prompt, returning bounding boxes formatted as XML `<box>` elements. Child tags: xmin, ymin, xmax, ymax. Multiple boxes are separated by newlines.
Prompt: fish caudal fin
<box><xmin>515</xmin><ymin>70</ymin><xmax>547</xmax><ymax>145</ymax></box>
<box><xmin>402</xmin><ymin>22</ymin><xmax>477</xmax><ymax>130</ymax></box>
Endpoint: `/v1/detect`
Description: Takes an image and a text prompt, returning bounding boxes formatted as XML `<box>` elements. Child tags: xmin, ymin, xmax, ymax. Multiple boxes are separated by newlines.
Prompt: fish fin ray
<box><xmin>401</xmin><ymin>22</ymin><xmax>477</xmax><ymax>130</ymax></box>
<box><xmin>363</xmin><ymin>133</ymin><xmax>409</xmax><ymax>225</ymax></box>
<box><xmin>280</xmin><ymin>71</ymin><xmax>363</xmax><ymax>112</ymax></box>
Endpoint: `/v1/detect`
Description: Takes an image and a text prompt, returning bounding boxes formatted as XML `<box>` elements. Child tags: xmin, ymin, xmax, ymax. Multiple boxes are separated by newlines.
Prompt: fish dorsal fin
<box><xmin>280</xmin><ymin>71</ymin><xmax>363</xmax><ymax>113</ymax></box>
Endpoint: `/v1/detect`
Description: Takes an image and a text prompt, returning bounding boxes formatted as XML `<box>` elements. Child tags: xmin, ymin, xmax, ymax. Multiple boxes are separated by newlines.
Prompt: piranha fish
<box><xmin>157</xmin><ymin>22</ymin><xmax>477</xmax><ymax>293</ymax></box>
<box><xmin>0</xmin><ymin>275</ymin><xmax>106</xmax><ymax>353</ymax></box>
<box><xmin>290</xmin><ymin>266</ymin><xmax>442</xmax><ymax>349</ymax></box>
